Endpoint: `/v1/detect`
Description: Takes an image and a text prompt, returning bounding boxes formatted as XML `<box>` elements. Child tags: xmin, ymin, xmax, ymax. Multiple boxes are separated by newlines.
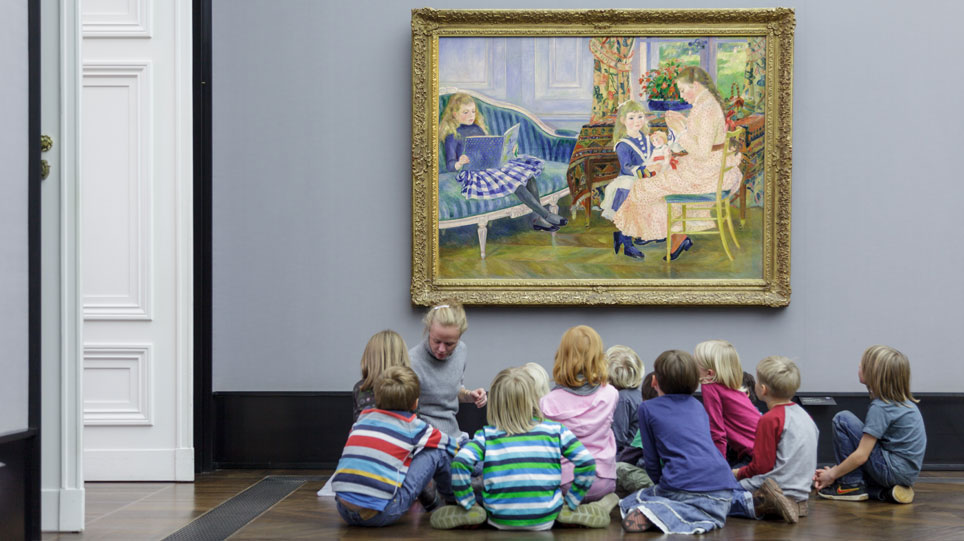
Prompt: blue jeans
<box><xmin>619</xmin><ymin>485</ymin><xmax>732</xmax><ymax>534</ymax></box>
<box><xmin>336</xmin><ymin>448</ymin><xmax>454</xmax><ymax>527</ymax></box>
<box><xmin>832</xmin><ymin>410</ymin><xmax>896</xmax><ymax>500</ymax></box>
<box><xmin>727</xmin><ymin>488</ymin><xmax>757</xmax><ymax>519</ymax></box>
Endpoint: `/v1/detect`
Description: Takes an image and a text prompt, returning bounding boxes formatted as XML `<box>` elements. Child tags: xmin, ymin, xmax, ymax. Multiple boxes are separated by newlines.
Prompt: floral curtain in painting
<box><xmin>741</xmin><ymin>37</ymin><xmax>766</xmax><ymax>113</ymax></box>
<box><xmin>589</xmin><ymin>37</ymin><xmax>636</xmax><ymax>123</ymax></box>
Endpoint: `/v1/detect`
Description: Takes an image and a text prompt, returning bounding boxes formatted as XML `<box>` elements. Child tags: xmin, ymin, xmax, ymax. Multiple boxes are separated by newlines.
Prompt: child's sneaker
<box><xmin>753</xmin><ymin>478</ymin><xmax>799</xmax><ymax>523</ymax></box>
<box><xmin>556</xmin><ymin>496</ymin><xmax>616</xmax><ymax>529</ymax></box>
<box><xmin>818</xmin><ymin>482</ymin><xmax>869</xmax><ymax>501</ymax></box>
<box><xmin>429</xmin><ymin>505</ymin><xmax>486</xmax><ymax>529</ymax></box>
<box><xmin>888</xmin><ymin>485</ymin><xmax>915</xmax><ymax>504</ymax></box>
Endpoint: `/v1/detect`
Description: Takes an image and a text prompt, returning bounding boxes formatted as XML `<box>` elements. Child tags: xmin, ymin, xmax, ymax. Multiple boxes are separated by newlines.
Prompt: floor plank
<box><xmin>43</xmin><ymin>471</ymin><xmax>964</xmax><ymax>540</ymax></box>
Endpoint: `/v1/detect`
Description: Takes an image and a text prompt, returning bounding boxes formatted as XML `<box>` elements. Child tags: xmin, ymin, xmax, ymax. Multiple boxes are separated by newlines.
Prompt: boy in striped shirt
<box><xmin>332</xmin><ymin>366</ymin><xmax>459</xmax><ymax>527</ymax></box>
<box><xmin>431</xmin><ymin>367</ymin><xmax>605</xmax><ymax>530</ymax></box>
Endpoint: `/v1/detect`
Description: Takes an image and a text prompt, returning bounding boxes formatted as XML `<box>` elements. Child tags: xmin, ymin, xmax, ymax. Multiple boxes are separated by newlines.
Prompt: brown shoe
<box><xmin>753</xmin><ymin>478</ymin><xmax>799</xmax><ymax>524</ymax></box>
<box><xmin>796</xmin><ymin>500</ymin><xmax>809</xmax><ymax>517</ymax></box>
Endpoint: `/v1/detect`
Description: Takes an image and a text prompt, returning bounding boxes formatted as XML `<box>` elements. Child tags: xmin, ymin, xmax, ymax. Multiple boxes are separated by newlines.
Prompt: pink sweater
<box><xmin>540</xmin><ymin>384</ymin><xmax>618</xmax><ymax>483</ymax></box>
<box><xmin>700</xmin><ymin>382</ymin><xmax>761</xmax><ymax>460</ymax></box>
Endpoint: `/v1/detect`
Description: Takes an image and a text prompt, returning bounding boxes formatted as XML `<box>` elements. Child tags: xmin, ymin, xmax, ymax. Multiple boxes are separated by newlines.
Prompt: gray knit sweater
<box><xmin>409</xmin><ymin>339</ymin><xmax>467</xmax><ymax>439</ymax></box>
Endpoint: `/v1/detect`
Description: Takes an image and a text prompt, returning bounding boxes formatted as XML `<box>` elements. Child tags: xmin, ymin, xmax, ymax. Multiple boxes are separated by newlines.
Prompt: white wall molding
<box><xmin>82</xmin><ymin>0</ymin><xmax>152</xmax><ymax>39</ymax></box>
<box><xmin>83</xmin><ymin>344</ymin><xmax>153</xmax><ymax>426</ymax></box>
<box><xmin>173</xmin><ymin>0</ymin><xmax>195</xmax><ymax>481</ymax></box>
<box><xmin>84</xmin><ymin>448</ymin><xmax>177</xmax><ymax>481</ymax></box>
<box><xmin>81</xmin><ymin>61</ymin><xmax>154</xmax><ymax>321</ymax></box>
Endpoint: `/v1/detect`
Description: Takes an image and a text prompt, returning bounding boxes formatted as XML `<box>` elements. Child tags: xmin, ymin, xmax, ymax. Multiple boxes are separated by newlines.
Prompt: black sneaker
<box><xmin>818</xmin><ymin>483</ymin><xmax>869</xmax><ymax>501</ymax></box>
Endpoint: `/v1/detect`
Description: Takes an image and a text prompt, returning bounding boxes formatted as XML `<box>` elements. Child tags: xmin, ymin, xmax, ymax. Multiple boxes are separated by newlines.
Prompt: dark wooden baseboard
<box><xmin>212</xmin><ymin>392</ymin><xmax>964</xmax><ymax>470</ymax></box>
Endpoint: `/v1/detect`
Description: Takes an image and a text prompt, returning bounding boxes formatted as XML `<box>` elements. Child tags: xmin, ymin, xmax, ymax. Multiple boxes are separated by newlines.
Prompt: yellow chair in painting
<box><xmin>664</xmin><ymin>127</ymin><xmax>744</xmax><ymax>262</ymax></box>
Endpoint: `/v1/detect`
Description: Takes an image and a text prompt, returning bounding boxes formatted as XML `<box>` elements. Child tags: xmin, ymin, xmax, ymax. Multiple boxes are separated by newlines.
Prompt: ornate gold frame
<box><xmin>411</xmin><ymin>8</ymin><xmax>794</xmax><ymax>306</ymax></box>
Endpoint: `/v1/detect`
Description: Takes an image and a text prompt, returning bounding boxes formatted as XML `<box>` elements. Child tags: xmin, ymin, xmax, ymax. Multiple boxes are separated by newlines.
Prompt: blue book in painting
<box><xmin>462</xmin><ymin>123</ymin><xmax>520</xmax><ymax>171</ymax></box>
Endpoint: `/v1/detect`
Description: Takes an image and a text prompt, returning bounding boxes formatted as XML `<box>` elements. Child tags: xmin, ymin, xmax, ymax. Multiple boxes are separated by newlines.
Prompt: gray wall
<box><xmin>0</xmin><ymin>0</ymin><xmax>30</xmax><ymax>435</ymax></box>
<box><xmin>212</xmin><ymin>0</ymin><xmax>964</xmax><ymax>393</ymax></box>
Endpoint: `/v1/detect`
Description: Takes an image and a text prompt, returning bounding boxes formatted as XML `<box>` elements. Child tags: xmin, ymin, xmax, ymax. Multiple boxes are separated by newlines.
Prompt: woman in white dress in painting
<box><xmin>613</xmin><ymin>66</ymin><xmax>742</xmax><ymax>261</ymax></box>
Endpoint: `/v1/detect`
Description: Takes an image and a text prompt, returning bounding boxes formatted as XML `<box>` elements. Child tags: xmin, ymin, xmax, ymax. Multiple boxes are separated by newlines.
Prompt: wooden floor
<box><xmin>43</xmin><ymin>470</ymin><xmax>964</xmax><ymax>540</ymax></box>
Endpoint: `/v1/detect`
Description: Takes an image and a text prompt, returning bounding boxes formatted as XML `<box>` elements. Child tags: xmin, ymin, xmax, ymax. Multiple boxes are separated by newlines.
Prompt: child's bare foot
<box><xmin>621</xmin><ymin>509</ymin><xmax>652</xmax><ymax>532</ymax></box>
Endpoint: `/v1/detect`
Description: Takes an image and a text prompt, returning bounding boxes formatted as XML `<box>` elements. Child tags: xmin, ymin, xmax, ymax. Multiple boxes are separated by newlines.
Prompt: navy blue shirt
<box><xmin>444</xmin><ymin>124</ymin><xmax>485</xmax><ymax>172</ymax></box>
<box><xmin>638</xmin><ymin>394</ymin><xmax>740</xmax><ymax>492</ymax></box>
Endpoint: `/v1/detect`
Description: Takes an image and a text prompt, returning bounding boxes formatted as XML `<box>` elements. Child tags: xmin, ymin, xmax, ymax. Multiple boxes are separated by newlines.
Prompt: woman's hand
<box><xmin>460</xmin><ymin>387</ymin><xmax>487</xmax><ymax>408</ymax></box>
<box><xmin>455</xmin><ymin>154</ymin><xmax>471</xmax><ymax>170</ymax></box>
<box><xmin>813</xmin><ymin>466</ymin><xmax>836</xmax><ymax>490</ymax></box>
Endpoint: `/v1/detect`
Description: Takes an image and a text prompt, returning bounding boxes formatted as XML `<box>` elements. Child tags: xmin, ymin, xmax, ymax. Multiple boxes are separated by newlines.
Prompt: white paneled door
<box><xmin>81</xmin><ymin>0</ymin><xmax>193</xmax><ymax>481</ymax></box>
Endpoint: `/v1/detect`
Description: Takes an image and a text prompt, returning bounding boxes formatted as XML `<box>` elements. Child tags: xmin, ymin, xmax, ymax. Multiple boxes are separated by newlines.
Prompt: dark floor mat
<box><xmin>162</xmin><ymin>475</ymin><xmax>325</xmax><ymax>541</ymax></box>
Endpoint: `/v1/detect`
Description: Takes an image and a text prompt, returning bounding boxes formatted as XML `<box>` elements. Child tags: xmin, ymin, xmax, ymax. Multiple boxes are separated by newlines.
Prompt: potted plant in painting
<box><xmin>640</xmin><ymin>60</ymin><xmax>692</xmax><ymax>111</ymax></box>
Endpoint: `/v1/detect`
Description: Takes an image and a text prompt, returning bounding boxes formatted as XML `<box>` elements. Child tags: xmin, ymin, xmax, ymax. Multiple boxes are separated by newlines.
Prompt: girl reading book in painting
<box><xmin>613</xmin><ymin>67</ymin><xmax>742</xmax><ymax>261</ymax></box>
<box><xmin>439</xmin><ymin>93</ymin><xmax>567</xmax><ymax>232</ymax></box>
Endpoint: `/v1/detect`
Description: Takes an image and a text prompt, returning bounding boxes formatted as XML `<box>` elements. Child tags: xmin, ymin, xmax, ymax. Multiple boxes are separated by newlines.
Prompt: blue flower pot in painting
<box><xmin>647</xmin><ymin>99</ymin><xmax>692</xmax><ymax>112</ymax></box>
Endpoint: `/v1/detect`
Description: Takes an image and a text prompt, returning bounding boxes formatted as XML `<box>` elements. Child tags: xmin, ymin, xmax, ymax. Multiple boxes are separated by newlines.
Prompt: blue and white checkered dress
<box><xmin>457</xmin><ymin>156</ymin><xmax>545</xmax><ymax>200</ymax></box>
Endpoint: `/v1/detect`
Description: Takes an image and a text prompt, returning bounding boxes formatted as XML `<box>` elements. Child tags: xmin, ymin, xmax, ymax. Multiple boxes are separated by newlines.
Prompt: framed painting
<box><xmin>411</xmin><ymin>8</ymin><xmax>794</xmax><ymax>306</ymax></box>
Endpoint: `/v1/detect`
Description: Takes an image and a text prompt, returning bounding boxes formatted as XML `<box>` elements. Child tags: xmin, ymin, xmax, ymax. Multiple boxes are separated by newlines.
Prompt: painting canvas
<box><xmin>411</xmin><ymin>9</ymin><xmax>794</xmax><ymax>306</ymax></box>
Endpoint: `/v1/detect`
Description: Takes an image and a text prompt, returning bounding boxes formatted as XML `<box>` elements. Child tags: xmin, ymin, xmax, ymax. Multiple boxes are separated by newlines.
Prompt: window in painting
<box><xmin>714</xmin><ymin>40</ymin><xmax>749</xmax><ymax>102</ymax></box>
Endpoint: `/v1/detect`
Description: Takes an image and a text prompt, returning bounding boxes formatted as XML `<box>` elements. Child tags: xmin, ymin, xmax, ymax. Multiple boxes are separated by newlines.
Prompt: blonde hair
<box><xmin>359</xmin><ymin>330</ymin><xmax>411</xmax><ymax>391</ymax></box>
<box><xmin>422</xmin><ymin>299</ymin><xmax>468</xmax><ymax>335</ymax></box>
<box><xmin>553</xmin><ymin>325</ymin><xmax>607</xmax><ymax>388</ymax></box>
<box><xmin>694</xmin><ymin>339</ymin><xmax>744</xmax><ymax>391</ymax></box>
<box><xmin>488</xmin><ymin>368</ymin><xmax>542</xmax><ymax>435</ymax></box>
<box><xmin>438</xmin><ymin>92</ymin><xmax>488</xmax><ymax>143</ymax></box>
<box><xmin>860</xmin><ymin>345</ymin><xmax>918</xmax><ymax>405</ymax></box>
<box><xmin>374</xmin><ymin>365</ymin><xmax>421</xmax><ymax>411</ymax></box>
<box><xmin>607</xmin><ymin>345</ymin><xmax>644</xmax><ymax>389</ymax></box>
<box><xmin>522</xmin><ymin>362</ymin><xmax>551</xmax><ymax>398</ymax></box>
<box><xmin>611</xmin><ymin>100</ymin><xmax>649</xmax><ymax>147</ymax></box>
<box><xmin>755</xmin><ymin>356</ymin><xmax>800</xmax><ymax>399</ymax></box>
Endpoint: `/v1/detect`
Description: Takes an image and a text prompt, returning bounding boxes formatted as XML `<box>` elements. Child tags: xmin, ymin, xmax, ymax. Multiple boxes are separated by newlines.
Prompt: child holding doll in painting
<box><xmin>439</xmin><ymin>92</ymin><xmax>567</xmax><ymax>232</ymax></box>
<box><xmin>600</xmin><ymin>100</ymin><xmax>652</xmax><ymax>227</ymax></box>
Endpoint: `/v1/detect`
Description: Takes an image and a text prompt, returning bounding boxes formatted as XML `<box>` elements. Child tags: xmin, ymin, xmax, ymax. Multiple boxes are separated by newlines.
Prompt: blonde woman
<box><xmin>431</xmin><ymin>368</ymin><xmax>604</xmax><ymax>529</ymax></box>
<box><xmin>409</xmin><ymin>299</ymin><xmax>486</xmax><ymax>441</ymax></box>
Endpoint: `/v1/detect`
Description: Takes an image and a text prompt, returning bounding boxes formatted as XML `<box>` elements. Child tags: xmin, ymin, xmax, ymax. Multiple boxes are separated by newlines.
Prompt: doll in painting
<box><xmin>601</xmin><ymin>100</ymin><xmax>654</xmax><ymax>259</ymax></box>
<box><xmin>643</xmin><ymin>131</ymin><xmax>674</xmax><ymax>175</ymax></box>
<box><xmin>439</xmin><ymin>93</ymin><xmax>567</xmax><ymax>232</ymax></box>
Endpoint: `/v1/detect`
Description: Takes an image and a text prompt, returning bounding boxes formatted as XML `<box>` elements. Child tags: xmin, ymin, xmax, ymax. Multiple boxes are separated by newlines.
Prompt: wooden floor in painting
<box><xmin>42</xmin><ymin>470</ymin><xmax>964</xmax><ymax>540</ymax></box>
<box><xmin>439</xmin><ymin>201</ymin><xmax>764</xmax><ymax>280</ymax></box>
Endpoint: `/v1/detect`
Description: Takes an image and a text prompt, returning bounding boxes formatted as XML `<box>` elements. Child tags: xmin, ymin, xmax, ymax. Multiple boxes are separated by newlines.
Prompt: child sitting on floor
<box><xmin>430</xmin><ymin>367</ymin><xmax>602</xmax><ymax>530</ymax></box>
<box><xmin>541</xmin><ymin>326</ymin><xmax>620</xmax><ymax>514</ymax></box>
<box><xmin>331</xmin><ymin>366</ymin><xmax>458</xmax><ymax>527</ymax></box>
<box><xmin>814</xmin><ymin>345</ymin><xmax>926</xmax><ymax>504</ymax></box>
<box><xmin>619</xmin><ymin>350</ymin><xmax>793</xmax><ymax>534</ymax></box>
<box><xmin>607</xmin><ymin>345</ymin><xmax>645</xmax><ymax>454</ymax></box>
<box><xmin>351</xmin><ymin>330</ymin><xmax>410</xmax><ymax>422</ymax></box>
<box><xmin>695</xmin><ymin>339</ymin><xmax>762</xmax><ymax>465</ymax></box>
<box><xmin>730</xmin><ymin>356</ymin><xmax>817</xmax><ymax>521</ymax></box>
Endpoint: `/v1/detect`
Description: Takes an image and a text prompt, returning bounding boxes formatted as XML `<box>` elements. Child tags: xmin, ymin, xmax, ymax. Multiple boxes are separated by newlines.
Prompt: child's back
<box><xmin>639</xmin><ymin>394</ymin><xmax>738</xmax><ymax>492</ymax></box>
<box><xmin>451</xmin><ymin>420</ymin><xmax>595</xmax><ymax>530</ymax></box>
<box><xmin>865</xmin><ymin>398</ymin><xmax>926</xmax><ymax>485</ymax></box>
<box><xmin>737</xmin><ymin>402</ymin><xmax>817</xmax><ymax>502</ymax></box>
